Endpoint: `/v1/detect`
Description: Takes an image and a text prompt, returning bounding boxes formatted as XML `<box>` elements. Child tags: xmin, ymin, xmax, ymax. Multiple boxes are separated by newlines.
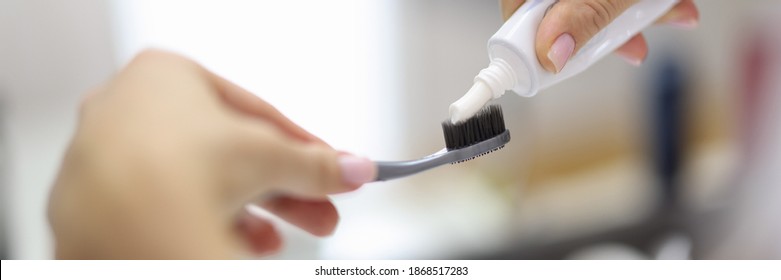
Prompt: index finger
<box><xmin>656</xmin><ymin>0</ymin><xmax>699</xmax><ymax>27</ymax></box>
<box><xmin>500</xmin><ymin>0</ymin><xmax>527</xmax><ymax>21</ymax></box>
<box><xmin>200</xmin><ymin>67</ymin><xmax>329</xmax><ymax>146</ymax></box>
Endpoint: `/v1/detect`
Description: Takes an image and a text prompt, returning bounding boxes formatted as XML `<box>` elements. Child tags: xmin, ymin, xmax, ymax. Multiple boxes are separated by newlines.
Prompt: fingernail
<box><xmin>668</xmin><ymin>18</ymin><xmax>699</xmax><ymax>29</ymax></box>
<box><xmin>338</xmin><ymin>155</ymin><xmax>376</xmax><ymax>185</ymax></box>
<box><xmin>617</xmin><ymin>53</ymin><xmax>644</xmax><ymax>67</ymax></box>
<box><xmin>665</xmin><ymin>11</ymin><xmax>699</xmax><ymax>30</ymax></box>
<box><xmin>547</xmin><ymin>33</ymin><xmax>576</xmax><ymax>73</ymax></box>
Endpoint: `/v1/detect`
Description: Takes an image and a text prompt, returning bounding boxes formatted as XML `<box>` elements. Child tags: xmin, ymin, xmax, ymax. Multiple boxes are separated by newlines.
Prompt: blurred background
<box><xmin>1</xmin><ymin>0</ymin><xmax>780</xmax><ymax>259</ymax></box>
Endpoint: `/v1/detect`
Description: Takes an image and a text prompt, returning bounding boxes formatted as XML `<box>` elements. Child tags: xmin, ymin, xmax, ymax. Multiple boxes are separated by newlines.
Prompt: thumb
<box><xmin>536</xmin><ymin>0</ymin><xmax>637</xmax><ymax>73</ymax></box>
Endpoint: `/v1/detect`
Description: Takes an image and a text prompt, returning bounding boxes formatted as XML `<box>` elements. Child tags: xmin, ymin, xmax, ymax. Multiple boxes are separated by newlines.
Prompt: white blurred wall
<box><xmin>0</xmin><ymin>0</ymin><xmax>116</xmax><ymax>259</ymax></box>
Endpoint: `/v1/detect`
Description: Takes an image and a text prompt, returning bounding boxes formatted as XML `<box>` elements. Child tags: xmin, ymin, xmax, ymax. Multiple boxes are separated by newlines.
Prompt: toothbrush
<box><xmin>373</xmin><ymin>105</ymin><xmax>510</xmax><ymax>181</ymax></box>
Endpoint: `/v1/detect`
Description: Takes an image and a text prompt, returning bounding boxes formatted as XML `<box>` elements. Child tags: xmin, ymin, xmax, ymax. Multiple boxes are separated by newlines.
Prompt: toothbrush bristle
<box><xmin>442</xmin><ymin>104</ymin><xmax>506</xmax><ymax>151</ymax></box>
<box><xmin>450</xmin><ymin>145</ymin><xmax>505</xmax><ymax>164</ymax></box>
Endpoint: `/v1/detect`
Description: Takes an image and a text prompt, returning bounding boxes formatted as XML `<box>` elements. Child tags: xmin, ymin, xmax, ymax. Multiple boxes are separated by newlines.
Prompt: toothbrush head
<box><xmin>373</xmin><ymin>105</ymin><xmax>509</xmax><ymax>181</ymax></box>
<box><xmin>441</xmin><ymin>104</ymin><xmax>509</xmax><ymax>163</ymax></box>
<box><xmin>442</xmin><ymin>104</ymin><xmax>506</xmax><ymax>150</ymax></box>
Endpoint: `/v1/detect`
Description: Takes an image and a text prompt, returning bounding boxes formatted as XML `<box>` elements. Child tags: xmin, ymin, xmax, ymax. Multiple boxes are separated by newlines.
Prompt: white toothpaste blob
<box><xmin>449</xmin><ymin>81</ymin><xmax>491</xmax><ymax>124</ymax></box>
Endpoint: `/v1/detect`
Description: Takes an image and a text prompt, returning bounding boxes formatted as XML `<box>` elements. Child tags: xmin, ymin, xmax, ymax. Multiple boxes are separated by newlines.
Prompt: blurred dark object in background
<box><xmin>651</xmin><ymin>56</ymin><xmax>687</xmax><ymax>209</ymax></box>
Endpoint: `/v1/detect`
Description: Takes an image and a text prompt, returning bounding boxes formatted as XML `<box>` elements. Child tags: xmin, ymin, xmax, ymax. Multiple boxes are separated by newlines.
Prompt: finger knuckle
<box><xmin>305</xmin><ymin>147</ymin><xmax>341</xmax><ymax>193</ymax></box>
<box><xmin>574</xmin><ymin>0</ymin><xmax>629</xmax><ymax>36</ymax></box>
<box><xmin>78</xmin><ymin>89</ymin><xmax>97</xmax><ymax>115</ymax></box>
<box><xmin>129</xmin><ymin>48</ymin><xmax>199</xmax><ymax>71</ymax></box>
<box><xmin>584</xmin><ymin>0</ymin><xmax>613</xmax><ymax>27</ymax></box>
<box><xmin>133</xmin><ymin>48</ymin><xmax>180</xmax><ymax>62</ymax></box>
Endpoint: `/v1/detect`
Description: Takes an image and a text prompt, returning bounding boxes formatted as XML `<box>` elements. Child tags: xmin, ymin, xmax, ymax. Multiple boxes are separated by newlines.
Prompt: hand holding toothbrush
<box><xmin>500</xmin><ymin>0</ymin><xmax>700</xmax><ymax>73</ymax></box>
<box><xmin>48</xmin><ymin>50</ymin><xmax>376</xmax><ymax>259</ymax></box>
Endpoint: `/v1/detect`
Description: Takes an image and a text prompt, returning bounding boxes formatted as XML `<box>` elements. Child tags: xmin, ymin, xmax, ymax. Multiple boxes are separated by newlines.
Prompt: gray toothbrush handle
<box><xmin>373</xmin><ymin>130</ymin><xmax>510</xmax><ymax>182</ymax></box>
<box><xmin>374</xmin><ymin>150</ymin><xmax>451</xmax><ymax>181</ymax></box>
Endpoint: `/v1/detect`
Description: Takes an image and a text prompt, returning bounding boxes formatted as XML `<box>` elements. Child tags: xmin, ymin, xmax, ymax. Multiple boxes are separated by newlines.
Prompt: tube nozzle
<box><xmin>449</xmin><ymin>80</ymin><xmax>492</xmax><ymax>124</ymax></box>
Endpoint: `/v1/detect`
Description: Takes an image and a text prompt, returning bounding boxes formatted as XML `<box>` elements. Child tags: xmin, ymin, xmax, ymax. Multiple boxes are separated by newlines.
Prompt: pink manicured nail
<box><xmin>547</xmin><ymin>33</ymin><xmax>575</xmax><ymax>73</ymax></box>
<box><xmin>338</xmin><ymin>155</ymin><xmax>376</xmax><ymax>185</ymax></box>
<box><xmin>617</xmin><ymin>53</ymin><xmax>644</xmax><ymax>67</ymax></box>
<box><xmin>668</xmin><ymin>18</ymin><xmax>699</xmax><ymax>30</ymax></box>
